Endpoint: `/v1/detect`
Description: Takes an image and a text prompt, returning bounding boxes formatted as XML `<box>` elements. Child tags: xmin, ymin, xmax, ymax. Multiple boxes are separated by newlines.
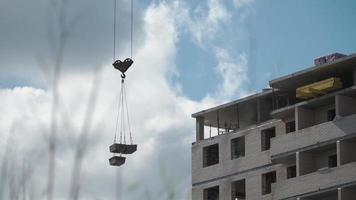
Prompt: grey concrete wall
<box><xmin>337</xmin><ymin>141</ymin><xmax>341</xmax><ymax>166</ymax></box>
<box><xmin>192</xmin><ymin>90</ymin><xmax>356</xmax><ymax>200</ymax></box>
<box><xmin>258</xmin><ymin>98</ymin><xmax>273</xmax><ymax>123</ymax></box>
<box><xmin>303</xmin><ymin>194</ymin><xmax>338</xmax><ymax>200</ymax></box>
<box><xmin>246</xmin><ymin>175</ymin><xmax>261</xmax><ymax>199</ymax></box>
<box><xmin>192</xmin><ymin>119</ymin><xmax>286</xmax><ymax>200</ymax></box>
<box><xmin>324</xmin><ymin>196</ymin><xmax>338</xmax><ymax>200</ymax></box>
<box><xmin>270</xmin><ymin>113</ymin><xmax>356</xmax><ymax>157</ymax></box>
<box><xmin>353</xmin><ymin>67</ymin><xmax>356</xmax><ymax>85</ymax></box>
<box><xmin>219</xmin><ymin>179</ymin><xmax>229</xmax><ymax>200</ymax></box>
<box><xmin>296</xmin><ymin>107</ymin><xmax>315</xmax><ymax>130</ymax></box>
<box><xmin>299</xmin><ymin>151</ymin><xmax>316</xmax><ymax>175</ymax></box>
<box><xmin>315</xmin><ymin>148</ymin><xmax>336</xmax><ymax>169</ymax></box>
<box><xmin>192</xmin><ymin>181</ymin><xmax>222</xmax><ymax>200</ymax></box>
<box><xmin>336</xmin><ymin>95</ymin><xmax>356</xmax><ymax>117</ymax></box>
<box><xmin>276</xmin><ymin>120</ymin><xmax>287</xmax><ymax>137</ymax></box>
<box><xmin>273</xmin><ymin>161</ymin><xmax>356</xmax><ymax>200</ymax></box>
<box><xmin>340</xmin><ymin>139</ymin><xmax>356</xmax><ymax>165</ymax></box>
<box><xmin>304</xmin><ymin>195</ymin><xmax>337</xmax><ymax>200</ymax></box>
<box><xmin>196</xmin><ymin>116</ymin><xmax>204</xmax><ymax>141</ymax></box>
<box><xmin>192</xmin><ymin>120</ymin><xmax>284</xmax><ymax>184</ymax></box>
<box><xmin>277</xmin><ymin>157</ymin><xmax>295</xmax><ymax>183</ymax></box>
<box><xmin>238</xmin><ymin>101</ymin><xmax>258</xmax><ymax>129</ymax></box>
<box><xmin>192</xmin><ymin>186</ymin><xmax>203</xmax><ymax>200</ymax></box>
<box><xmin>340</xmin><ymin>186</ymin><xmax>356</xmax><ymax>200</ymax></box>
<box><xmin>297</xmin><ymin>147</ymin><xmax>338</xmax><ymax>176</ymax></box>
<box><xmin>296</xmin><ymin>152</ymin><xmax>301</xmax><ymax>177</ymax></box>
<box><xmin>192</xmin><ymin>164</ymin><xmax>283</xmax><ymax>200</ymax></box>
<box><xmin>314</xmin><ymin>104</ymin><xmax>335</xmax><ymax>125</ymax></box>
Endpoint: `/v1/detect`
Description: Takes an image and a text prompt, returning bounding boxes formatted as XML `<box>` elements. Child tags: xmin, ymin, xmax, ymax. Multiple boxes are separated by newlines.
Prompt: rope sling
<box><xmin>109</xmin><ymin>0</ymin><xmax>137</xmax><ymax>167</ymax></box>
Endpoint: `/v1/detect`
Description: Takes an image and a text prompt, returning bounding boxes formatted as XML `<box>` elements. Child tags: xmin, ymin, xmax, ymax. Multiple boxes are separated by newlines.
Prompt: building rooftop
<box><xmin>191</xmin><ymin>89</ymin><xmax>272</xmax><ymax>118</ymax></box>
<box><xmin>269</xmin><ymin>53</ymin><xmax>356</xmax><ymax>91</ymax></box>
<box><xmin>192</xmin><ymin>53</ymin><xmax>356</xmax><ymax>127</ymax></box>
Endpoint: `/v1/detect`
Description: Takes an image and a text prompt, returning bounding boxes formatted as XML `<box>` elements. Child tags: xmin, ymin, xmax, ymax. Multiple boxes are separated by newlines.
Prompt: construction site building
<box><xmin>191</xmin><ymin>53</ymin><xmax>356</xmax><ymax>200</ymax></box>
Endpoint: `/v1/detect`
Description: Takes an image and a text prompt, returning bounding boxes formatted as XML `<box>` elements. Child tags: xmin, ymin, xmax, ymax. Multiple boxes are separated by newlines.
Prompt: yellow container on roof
<box><xmin>296</xmin><ymin>77</ymin><xmax>342</xmax><ymax>99</ymax></box>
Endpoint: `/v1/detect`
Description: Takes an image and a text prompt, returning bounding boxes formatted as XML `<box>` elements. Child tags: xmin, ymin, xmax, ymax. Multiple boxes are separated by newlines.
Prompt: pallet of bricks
<box><xmin>314</xmin><ymin>53</ymin><xmax>346</xmax><ymax>65</ymax></box>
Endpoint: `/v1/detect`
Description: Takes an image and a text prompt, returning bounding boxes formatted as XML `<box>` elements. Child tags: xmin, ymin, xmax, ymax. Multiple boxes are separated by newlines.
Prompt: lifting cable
<box><xmin>113</xmin><ymin>79</ymin><xmax>133</xmax><ymax>145</ymax></box>
<box><xmin>113</xmin><ymin>0</ymin><xmax>117</xmax><ymax>62</ymax></box>
<box><xmin>113</xmin><ymin>0</ymin><xmax>134</xmax><ymax>61</ymax></box>
<box><xmin>123</xmin><ymin>83</ymin><xmax>133</xmax><ymax>144</ymax></box>
<box><xmin>109</xmin><ymin>0</ymin><xmax>136</xmax><ymax>167</ymax></box>
<box><xmin>112</xmin><ymin>0</ymin><xmax>134</xmax><ymax>145</ymax></box>
<box><xmin>130</xmin><ymin>0</ymin><xmax>133</xmax><ymax>59</ymax></box>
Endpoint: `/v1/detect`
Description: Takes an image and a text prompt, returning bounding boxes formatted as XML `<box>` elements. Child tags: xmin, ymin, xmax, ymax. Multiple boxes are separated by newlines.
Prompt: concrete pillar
<box><xmin>335</xmin><ymin>95</ymin><xmax>356</xmax><ymax>117</ymax></box>
<box><xmin>298</xmin><ymin>151</ymin><xmax>316</xmax><ymax>176</ymax></box>
<box><xmin>196</xmin><ymin>116</ymin><xmax>205</xmax><ymax>142</ymax></box>
<box><xmin>337</xmin><ymin>140</ymin><xmax>341</xmax><ymax>167</ymax></box>
<box><xmin>257</xmin><ymin>98</ymin><xmax>272</xmax><ymax>123</ymax></box>
<box><xmin>192</xmin><ymin>187</ymin><xmax>202</xmax><ymax>200</ymax></box>
<box><xmin>221</xmin><ymin>179</ymin><xmax>230</xmax><ymax>200</ymax></box>
<box><xmin>339</xmin><ymin>140</ymin><xmax>356</xmax><ymax>165</ymax></box>
<box><xmin>276</xmin><ymin>164</ymin><xmax>287</xmax><ymax>182</ymax></box>
<box><xmin>353</xmin><ymin>67</ymin><xmax>356</xmax><ymax>85</ymax></box>
<box><xmin>257</xmin><ymin>99</ymin><xmax>261</xmax><ymax>123</ymax></box>
<box><xmin>296</xmin><ymin>151</ymin><xmax>300</xmax><ymax>177</ymax></box>
<box><xmin>296</xmin><ymin>107</ymin><xmax>315</xmax><ymax>131</ymax></box>
<box><xmin>295</xmin><ymin>107</ymin><xmax>298</xmax><ymax>131</ymax></box>
<box><xmin>246</xmin><ymin>176</ymin><xmax>261</xmax><ymax>199</ymax></box>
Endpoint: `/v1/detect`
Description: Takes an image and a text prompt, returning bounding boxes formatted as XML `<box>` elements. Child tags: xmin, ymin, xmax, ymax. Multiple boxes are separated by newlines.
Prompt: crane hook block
<box><xmin>113</xmin><ymin>58</ymin><xmax>134</xmax><ymax>74</ymax></box>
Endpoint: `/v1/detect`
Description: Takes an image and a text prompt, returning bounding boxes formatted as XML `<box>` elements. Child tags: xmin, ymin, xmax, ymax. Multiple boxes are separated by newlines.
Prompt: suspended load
<box><xmin>110</xmin><ymin>143</ymin><xmax>137</xmax><ymax>154</ymax></box>
<box><xmin>108</xmin><ymin>60</ymin><xmax>137</xmax><ymax>166</ymax></box>
<box><xmin>109</xmin><ymin>0</ymin><xmax>136</xmax><ymax>167</ymax></box>
<box><xmin>109</xmin><ymin>156</ymin><xmax>126</xmax><ymax>166</ymax></box>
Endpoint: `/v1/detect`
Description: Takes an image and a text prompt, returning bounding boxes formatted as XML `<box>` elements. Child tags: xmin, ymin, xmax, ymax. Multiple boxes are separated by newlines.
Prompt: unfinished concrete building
<box><xmin>191</xmin><ymin>53</ymin><xmax>356</xmax><ymax>200</ymax></box>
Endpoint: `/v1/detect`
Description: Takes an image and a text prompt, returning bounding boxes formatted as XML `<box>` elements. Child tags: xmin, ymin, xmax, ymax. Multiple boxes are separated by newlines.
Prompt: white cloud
<box><xmin>0</xmin><ymin>0</ymin><xmax>251</xmax><ymax>199</ymax></box>
<box><xmin>170</xmin><ymin>0</ymin><xmax>251</xmax><ymax>102</ymax></box>
<box><xmin>1</xmin><ymin>1</ymin><xmax>203</xmax><ymax>200</ymax></box>
<box><xmin>233</xmin><ymin>0</ymin><xmax>255</xmax><ymax>9</ymax></box>
<box><xmin>186</xmin><ymin>0</ymin><xmax>231</xmax><ymax>45</ymax></box>
<box><xmin>214</xmin><ymin>48</ymin><xmax>249</xmax><ymax>100</ymax></box>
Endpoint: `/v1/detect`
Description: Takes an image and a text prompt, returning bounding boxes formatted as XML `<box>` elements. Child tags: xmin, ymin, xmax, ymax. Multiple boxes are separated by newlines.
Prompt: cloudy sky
<box><xmin>1</xmin><ymin>0</ymin><xmax>356</xmax><ymax>199</ymax></box>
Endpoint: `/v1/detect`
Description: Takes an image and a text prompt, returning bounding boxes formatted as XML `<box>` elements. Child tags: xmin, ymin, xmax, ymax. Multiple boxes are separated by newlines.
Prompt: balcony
<box><xmin>272</xmin><ymin>161</ymin><xmax>356</xmax><ymax>200</ymax></box>
<box><xmin>270</xmin><ymin>113</ymin><xmax>356</xmax><ymax>159</ymax></box>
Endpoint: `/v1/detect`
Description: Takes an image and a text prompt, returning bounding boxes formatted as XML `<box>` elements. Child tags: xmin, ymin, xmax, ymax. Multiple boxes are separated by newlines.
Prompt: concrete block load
<box><xmin>314</xmin><ymin>53</ymin><xmax>347</xmax><ymax>66</ymax></box>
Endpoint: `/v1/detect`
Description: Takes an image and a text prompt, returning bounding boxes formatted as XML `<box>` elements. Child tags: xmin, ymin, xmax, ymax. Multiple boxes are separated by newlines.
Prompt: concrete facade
<box><xmin>191</xmin><ymin>54</ymin><xmax>356</xmax><ymax>200</ymax></box>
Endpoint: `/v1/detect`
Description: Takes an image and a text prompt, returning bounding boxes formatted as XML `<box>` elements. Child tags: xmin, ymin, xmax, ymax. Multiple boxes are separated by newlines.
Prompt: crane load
<box><xmin>109</xmin><ymin>0</ymin><xmax>136</xmax><ymax>167</ymax></box>
<box><xmin>109</xmin><ymin>156</ymin><xmax>126</xmax><ymax>166</ymax></box>
<box><xmin>109</xmin><ymin>59</ymin><xmax>137</xmax><ymax>166</ymax></box>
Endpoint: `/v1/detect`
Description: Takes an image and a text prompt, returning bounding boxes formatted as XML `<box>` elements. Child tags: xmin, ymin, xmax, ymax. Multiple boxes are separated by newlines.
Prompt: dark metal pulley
<box><xmin>112</xmin><ymin>58</ymin><xmax>133</xmax><ymax>75</ymax></box>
